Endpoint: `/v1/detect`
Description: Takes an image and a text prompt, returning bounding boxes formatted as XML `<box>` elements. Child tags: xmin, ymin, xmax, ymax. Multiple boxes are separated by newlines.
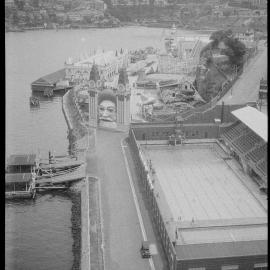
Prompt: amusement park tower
<box><xmin>88</xmin><ymin>63</ymin><xmax>101</xmax><ymax>128</ymax></box>
<box><xmin>116</xmin><ymin>67</ymin><xmax>131</xmax><ymax>131</ymax></box>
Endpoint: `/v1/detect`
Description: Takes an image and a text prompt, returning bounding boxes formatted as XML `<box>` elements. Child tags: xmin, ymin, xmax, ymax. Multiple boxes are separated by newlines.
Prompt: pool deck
<box><xmin>140</xmin><ymin>142</ymin><xmax>268</xmax><ymax>245</ymax></box>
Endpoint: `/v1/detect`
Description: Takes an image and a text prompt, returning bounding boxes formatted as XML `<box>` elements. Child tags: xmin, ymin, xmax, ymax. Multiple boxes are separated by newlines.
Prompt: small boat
<box><xmin>30</xmin><ymin>96</ymin><xmax>40</xmax><ymax>106</ymax></box>
<box><xmin>39</xmin><ymin>159</ymin><xmax>83</xmax><ymax>172</ymax></box>
<box><xmin>38</xmin><ymin>165</ymin><xmax>81</xmax><ymax>178</ymax></box>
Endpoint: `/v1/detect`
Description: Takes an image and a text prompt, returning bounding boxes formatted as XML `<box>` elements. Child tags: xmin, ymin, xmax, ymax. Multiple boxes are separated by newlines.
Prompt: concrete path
<box><xmin>93</xmin><ymin>129</ymin><xmax>152</xmax><ymax>270</ymax></box>
<box><xmin>123</xmin><ymin>141</ymin><xmax>170</xmax><ymax>270</ymax></box>
<box><xmin>218</xmin><ymin>43</ymin><xmax>267</xmax><ymax>105</ymax></box>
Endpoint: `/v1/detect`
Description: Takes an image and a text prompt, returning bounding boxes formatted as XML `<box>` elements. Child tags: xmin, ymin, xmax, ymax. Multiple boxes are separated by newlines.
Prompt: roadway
<box><xmin>85</xmin><ymin>129</ymin><xmax>168</xmax><ymax>270</ymax></box>
<box><xmin>218</xmin><ymin>42</ymin><xmax>267</xmax><ymax>105</ymax></box>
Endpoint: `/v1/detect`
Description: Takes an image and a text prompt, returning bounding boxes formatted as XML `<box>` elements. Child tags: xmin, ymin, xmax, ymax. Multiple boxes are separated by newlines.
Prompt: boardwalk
<box><xmin>90</xmin><ymin>130</ymin><xmax>151</xmax><ymax>270</ymax></box>
<box><xmin>218</xmin><ymin>43</ymin><xmax>267</xmax><ymax>105</ymax></box>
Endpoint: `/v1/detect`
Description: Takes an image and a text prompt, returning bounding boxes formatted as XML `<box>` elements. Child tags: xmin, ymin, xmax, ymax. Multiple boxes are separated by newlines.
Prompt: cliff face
<box><xmin>195</xmin><ymin>41</ymin><xmax>229</xmax><ymax>102</ymax></box>
<box><xmin>196</xmin><ymin>63</ymin><xmax>227</xmax><ymax>102</ymax></box>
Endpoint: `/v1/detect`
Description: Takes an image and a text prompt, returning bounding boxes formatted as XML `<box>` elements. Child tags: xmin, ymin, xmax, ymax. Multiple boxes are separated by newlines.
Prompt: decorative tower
<box><xmin>116</xmin><ymin>67</ymin><xmax>131</xmax><ymax>130</ymax></box>
<box><xmin>88</xmin><ymin>63</ymin><xmax>100</xmax><ymax>128</ymax></box>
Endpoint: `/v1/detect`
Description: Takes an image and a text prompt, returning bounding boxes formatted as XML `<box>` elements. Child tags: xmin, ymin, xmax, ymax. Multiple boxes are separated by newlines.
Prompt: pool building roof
<box><xmin>140</xmin><ymin>142</ymin><xmax>267</xmax><ymax>261</ymax></box>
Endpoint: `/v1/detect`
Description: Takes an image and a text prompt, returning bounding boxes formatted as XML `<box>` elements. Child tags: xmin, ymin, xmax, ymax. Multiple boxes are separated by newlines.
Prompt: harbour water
<box><xmin>5</xmin><ymin>26</ymin><xmax>208</xmax><ymax>270</ymax></box>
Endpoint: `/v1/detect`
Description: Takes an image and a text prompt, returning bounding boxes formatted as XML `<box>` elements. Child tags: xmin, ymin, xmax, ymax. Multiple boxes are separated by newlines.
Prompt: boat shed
<box><xmin>5</xmin><ymin>173</ymin><xmax>35</xmax><ymax>198</ymax></box>
<box><xmin>5</xmin><ymin>173</ymin><xmax>33</xmax><ymax>183</ymax></box>
<box><xmin>31</xmin><ymin>68</ymin><xmax>66</xmax><ymax>92</ymax></box>
<box><xmin>6</xmin><ymin>154</ymin><xmax>37</xmax><ymax>173</ymax></box>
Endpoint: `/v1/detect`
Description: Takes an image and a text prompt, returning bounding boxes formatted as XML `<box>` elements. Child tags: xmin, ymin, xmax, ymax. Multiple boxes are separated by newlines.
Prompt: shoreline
<box><xmin>5</xmin><ymin>23</ymin><xmax>218</xmax><ymax>33</ymax></box>
<box><xmin>69</xmin><ymin>189</ymin><xmax>82</xmax><ymax>270</ymax></box>
<box><xmin>63</xmin><ymin>88</ymin><xmax>105</xmax><ymax>269</ymax></box>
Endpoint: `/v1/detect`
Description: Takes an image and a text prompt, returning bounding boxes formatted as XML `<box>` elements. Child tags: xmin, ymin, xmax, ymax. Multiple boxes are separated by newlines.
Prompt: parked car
<box><xmin>140</xmin><ymin>241</ymin><xmax>151</xmax><ymax>258</ymax></box>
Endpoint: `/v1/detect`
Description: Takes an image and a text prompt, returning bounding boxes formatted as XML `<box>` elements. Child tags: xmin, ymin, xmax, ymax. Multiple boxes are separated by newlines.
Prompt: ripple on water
<box><xmin>5</xmin><ymin>194</ymin><xmax>73</xmax><ymax>270</ymax></box>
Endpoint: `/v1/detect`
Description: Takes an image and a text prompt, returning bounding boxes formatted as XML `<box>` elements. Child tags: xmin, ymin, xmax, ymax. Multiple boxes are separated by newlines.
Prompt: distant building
<box><xmin>154</xmin><ymin>0</ymin><xmax>169</xmax><ymax>6</ymax></box>
<box><xmin>66</xmin><ymin>11</ymin><xmax>83</xmax><ymax>22</ymax></box>
<box><xmin>65</xmin><ymin>50</ymin><xmax>130</xmax><ymax>83</ymax></box>
<box><xmin>55</xmin><ymin>12</ymin><xmax>67</xmax><ymax>21</ymax></box>
<box><xmin>158</xmin><ymin>29</ymin><xmax>204</xmax><ymax>75</ymax></box>
<box><xmin>248</xmin><ymin>0</ymin><xmax>267</xmax><ymax>8</ymax></box>
<box><xmin>89</xmin><ymin>0</ymin><xmax>105</xmax><ymax>11</ymax></box>
<box><xmin>234</xmin><ymin>27</ymin><xmax>257</xmax><ymax>49</ymax></box>
<box><xmin>111</xmin><ymin>0</ymin><xmax>150</xmax><ymax>5</ymax></box>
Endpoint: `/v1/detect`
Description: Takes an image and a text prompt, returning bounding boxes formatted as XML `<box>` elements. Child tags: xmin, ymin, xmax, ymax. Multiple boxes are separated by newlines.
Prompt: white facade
<box><xmin>65</xmin><ymin>50</ymin><xmax>130</xmax><ymax>82</ymax></box>
<box><xmin>158</xmin><ymin>37</ymin><xmax>203</xmax><ymax>75</ymax></box>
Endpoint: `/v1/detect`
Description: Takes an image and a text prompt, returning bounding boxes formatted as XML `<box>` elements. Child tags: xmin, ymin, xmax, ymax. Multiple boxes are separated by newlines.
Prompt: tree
<box><xmin>209</xmin><ymin>29</ymin><xmax>233</xmax><ymax>48</ymax></box>
<box><xmin>224</xmin><ymin>38</ymin><xmax>246</xmax><ymax>66</ymax></box>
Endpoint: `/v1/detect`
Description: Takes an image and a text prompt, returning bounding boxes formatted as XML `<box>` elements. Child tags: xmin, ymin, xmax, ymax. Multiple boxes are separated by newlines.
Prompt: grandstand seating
<box><xmin>246</xmin><ymin>143</ymin><xmax>267</xmax><ymax>164</ymax></box>
<box><xmin>222</xmin><ymin>122</ymin><xmax>248</xmax><ymax>142</ymax></box>
<box><xmin>232</xmin><ymin>131</ymin><xmax>262</xmax><ymax>154</ymax></box>
<box><xmin>257</xmin><ymin>159</ymin><xmax>267</xmax><ymax>177</ymax></box>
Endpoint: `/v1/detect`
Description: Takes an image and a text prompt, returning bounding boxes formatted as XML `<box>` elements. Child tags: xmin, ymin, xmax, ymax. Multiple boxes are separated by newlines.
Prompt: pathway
<box><xmin>218</xmin><ymin>43</ymin><xmax>267</xmax><ymax>105</ymax></box>
<box><xmin>88</xmin><ymin>129</ymin><xmax>152</xmax><ymax>270</ymax></box>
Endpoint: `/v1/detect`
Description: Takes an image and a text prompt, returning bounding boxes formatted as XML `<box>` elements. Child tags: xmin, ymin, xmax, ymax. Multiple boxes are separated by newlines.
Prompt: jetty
<box><xmin>5</xmin><ymin>153</ymin><xmax>86</xmax><ymax>197</ymax></box>
<box><xmin>36</xmin><ymin>165</ymin><xmax>85</xmax><ymax>186</ymax></box>
<box><xmin>31</xmin><ymin>68</ymin><xmax>72</xmax><ymax>95</ymax></box>
<box><xmin>40</xmin><ymin>159</ymin><xmax>83</xmax><ymax>171</ymax></box>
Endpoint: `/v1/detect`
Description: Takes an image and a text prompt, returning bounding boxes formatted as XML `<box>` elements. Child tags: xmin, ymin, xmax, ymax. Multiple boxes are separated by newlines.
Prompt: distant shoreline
<box><xmin>5</xmin><ymin>22</ymin><xmax>217</xmax><ymax>33</ymax></box>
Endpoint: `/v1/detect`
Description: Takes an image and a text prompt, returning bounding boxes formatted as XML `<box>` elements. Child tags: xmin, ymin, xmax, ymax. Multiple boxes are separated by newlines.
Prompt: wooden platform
<box><xmin>36</xmin><ymin>165</ymin><xmax>85</xmax><ymax>185</ymax></box>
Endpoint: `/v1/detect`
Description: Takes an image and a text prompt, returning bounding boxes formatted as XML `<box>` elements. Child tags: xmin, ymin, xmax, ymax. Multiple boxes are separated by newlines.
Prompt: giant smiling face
<box><xmin>98</xmin><ymin>100</ymin><xmax>116</xmax><ymax>122</ymax></box>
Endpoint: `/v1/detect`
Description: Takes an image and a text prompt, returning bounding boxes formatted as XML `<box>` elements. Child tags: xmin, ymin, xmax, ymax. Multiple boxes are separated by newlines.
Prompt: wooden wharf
<box><xmin>40</xmin><ymin>160</ymin><xmax>83</xmax><ymax>171</ymax></box>
<box><xmin>36</xmin><ymin>165</ymin><xmax>85</xmax><ymax>186</ymax></box>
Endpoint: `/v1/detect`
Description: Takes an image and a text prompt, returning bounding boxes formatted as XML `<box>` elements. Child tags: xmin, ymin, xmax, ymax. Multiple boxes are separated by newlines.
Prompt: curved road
<box><xmin>218</xmin><ymin>42</ymin><xmax>267</xmax><ymax>105</ymax></box>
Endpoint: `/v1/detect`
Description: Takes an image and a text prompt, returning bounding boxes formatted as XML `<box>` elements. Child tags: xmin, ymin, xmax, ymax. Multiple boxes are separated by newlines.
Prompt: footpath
<box><xmin>218</xmin><ymin>43</ymin><xmax>267</xmax><ymax>105</ymax></box>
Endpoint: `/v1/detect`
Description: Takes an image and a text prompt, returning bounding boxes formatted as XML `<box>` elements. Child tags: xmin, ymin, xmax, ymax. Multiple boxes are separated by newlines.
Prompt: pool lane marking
<box><xmin>121</xmin><ymin>139</ymin><xmax>155</xmax><ymax>270</ymax></box>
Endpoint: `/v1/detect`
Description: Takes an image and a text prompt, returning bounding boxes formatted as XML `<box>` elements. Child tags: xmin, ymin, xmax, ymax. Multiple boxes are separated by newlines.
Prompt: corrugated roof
<box><xmin>231</xmin><ymin>106</ymin><xmax>268</xmax><ymax>142</ymax></box>
<box><xmin>31</xmin><ymin>69</ymin><xmax>66</xmax><ymax>86</ymax></box>
<box><xmin>7</xmin><ymin>154</ymin><xmax>37</xmax><ymax>166</ymax></box>
<box><xmin>5</xmin><ymin>173</ymin><xmax>33</xmax><ymax>183</ymax></box>
<box><xmin>175</xmin><ymin>240</ymin><xmax>267</xmax><ymax>261</ymax></box>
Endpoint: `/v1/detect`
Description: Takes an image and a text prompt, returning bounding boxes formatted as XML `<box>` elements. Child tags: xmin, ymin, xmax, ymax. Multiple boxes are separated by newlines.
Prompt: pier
<box><xmin>31</xmin><ymin>68</ymin><xmax>71</xmax><ymax>94</ymax></box>
<box><xmin>36</xmin><ymin>165</ymin><xmax>85</xmax><ymax>186</ymax></box>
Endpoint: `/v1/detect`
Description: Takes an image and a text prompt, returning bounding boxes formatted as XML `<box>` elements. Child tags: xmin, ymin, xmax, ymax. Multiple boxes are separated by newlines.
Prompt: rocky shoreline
<box><xmin>69</xmin><ymin>190</ymin><xmax>82</xmax><ymax>270</ymax></box>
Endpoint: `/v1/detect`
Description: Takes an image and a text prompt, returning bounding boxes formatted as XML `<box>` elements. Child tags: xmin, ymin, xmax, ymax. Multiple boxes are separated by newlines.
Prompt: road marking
<box><xmin>121</xmin><ymin>139</ymin><xmax>155</xmax><ymax>270</ymax></box>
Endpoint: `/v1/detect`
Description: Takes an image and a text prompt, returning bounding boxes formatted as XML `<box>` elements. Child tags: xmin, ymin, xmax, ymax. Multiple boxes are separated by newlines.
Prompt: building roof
<box><xmin>7</xmin><ymin>154</ymin><xmax>37</xmax><ymax>166</ymax></box>
<box><xmin>175</xmin><ymin>240</ymin><xmax>267</xmax><ymax>261</ymax></box>
<box><xmin>231</xmin><ymin>106</ymin><xmax>267</xmax><ymax>142</ymax></box>
<box><xmin>31</xmin><ymin>69</ymin><xmax>66</xmax><ymax>86</ymax></box>
<box><xmin>143</xmin><ymin>144</ymin><xmax>267</xmax><ymax>224</ymax></box>
<box><xmin>5</xmin><ymin>173</ymin><xmax>33</xmax><ymax>183</ymax></box>
<box><xmin>75</xmin><ymin>51</ymin><xmax>116</xmax><ymax>67</ymax></box>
